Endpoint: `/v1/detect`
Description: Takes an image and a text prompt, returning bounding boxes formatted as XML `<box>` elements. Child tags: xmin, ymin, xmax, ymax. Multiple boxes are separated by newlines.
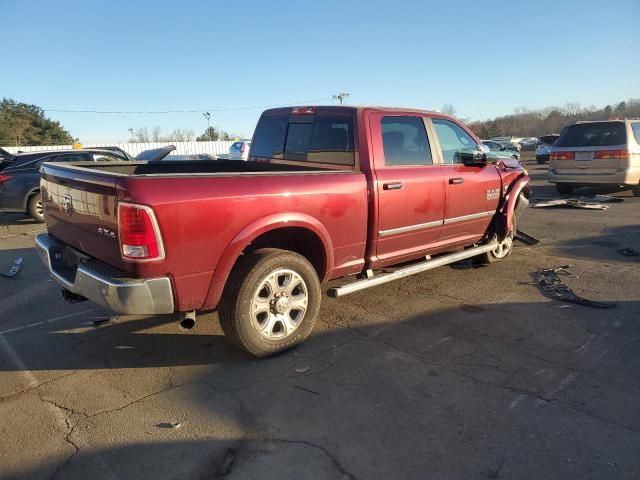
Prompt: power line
<box><xmin>42</xmin><ymin>97</ymin><xmax>334</xmax><ymax>115</ymax></box>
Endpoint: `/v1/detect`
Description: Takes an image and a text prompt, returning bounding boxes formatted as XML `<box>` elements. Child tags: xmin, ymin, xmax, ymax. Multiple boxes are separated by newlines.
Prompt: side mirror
<box><xmin>462</xmin><ymin>145</ymin><xmax>489</xmax><ymax>166</ymax></box>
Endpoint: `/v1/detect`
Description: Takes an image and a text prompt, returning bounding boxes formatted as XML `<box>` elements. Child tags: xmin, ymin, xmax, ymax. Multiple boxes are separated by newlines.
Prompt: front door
<box><xmin>370</xmin><ymin>113</ymin><xmax>446</xmax><ymax>264</ymax></box>
<box><xmin>430</xmin><ymin>118</ymin><xmax>502</xmax><ymax>244</ymax></box>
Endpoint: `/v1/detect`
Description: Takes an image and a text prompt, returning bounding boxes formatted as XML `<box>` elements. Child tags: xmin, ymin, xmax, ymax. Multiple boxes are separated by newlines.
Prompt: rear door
<box><xmin>430</xmin><ymin>118</ymin><xmax>501</xmax><ymax>243</ymax></box>
<box><xmin>370</xmin><ymin>112</ymin><xmax>445</xmax><ymax>264</ymax></box>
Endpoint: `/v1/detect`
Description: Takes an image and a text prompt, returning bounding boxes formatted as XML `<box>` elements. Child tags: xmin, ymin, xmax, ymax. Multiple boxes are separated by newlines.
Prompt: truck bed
<box><xmin>49</xmin><ymin>159</ymin><xmax>355</xmax><ymax>177</ymax></box>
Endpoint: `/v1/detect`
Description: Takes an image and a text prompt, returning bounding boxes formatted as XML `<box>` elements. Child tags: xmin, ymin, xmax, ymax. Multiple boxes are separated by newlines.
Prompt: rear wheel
<box><xmin>555</xmin><ymin>184</ymin><xmax>573</xmax><ymax>195</ymax></box>
<box><xmin>219</xmin><ymin>248</ymin><xmax>321</xmax><ymax>357</ymax></box>
<box><xmin>27</xmin><ymin>194</ymin><xmax>45</xmax><ymax>222</ymax></box>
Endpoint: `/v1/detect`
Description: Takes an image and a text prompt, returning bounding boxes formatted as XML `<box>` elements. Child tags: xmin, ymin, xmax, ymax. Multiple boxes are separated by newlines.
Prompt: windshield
<box><xmin>556</xmin><ymin>123</ymin><xmax>626</xmax><ymax>147</ymax></box>
<box><xmin>251</xmin><ymin>113</ymin><xmax>355</xmax><ymax>165</ymax></box>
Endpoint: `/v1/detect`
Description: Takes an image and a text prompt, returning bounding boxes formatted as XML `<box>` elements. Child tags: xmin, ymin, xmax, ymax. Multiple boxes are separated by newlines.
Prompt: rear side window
<box><xmin>56</xmin><ymin>153</ymin><xmax>88</xmax><ymax>162</ymax></box>
<box><xmin>556</xmin><ymin>123</ymin><xmax>627</xmax><ymax>147</ymax></box>
<box><xmin>432</xmin><ymin>119</ymin><xmax>477</xmax><ymax>164</ymax></box>
<box><xmin>251</xmin><ymin>114</ymin><xmax>355</xmax><ymax>165</ymax></box>
<box><xmin>230</xmin><ymin>142</ymin><xmax>243</xmax><ymax>151</ymax></box>
<box><xmin>632</xmin><ymin>123</ymin><xmax>640</xmax><ymax>144</ymax></box>
<box><xmin>381</xmin><ymin>116</ymin><xmax>432</xmax><ymax>166</ymax></box>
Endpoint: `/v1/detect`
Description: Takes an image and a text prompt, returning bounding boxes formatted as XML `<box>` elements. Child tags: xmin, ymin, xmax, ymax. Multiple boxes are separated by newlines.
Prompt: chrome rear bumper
<box><xmin>35</xmin><ymin>233</ymin><xmax>174</xmax><ymax>315</ymax></box>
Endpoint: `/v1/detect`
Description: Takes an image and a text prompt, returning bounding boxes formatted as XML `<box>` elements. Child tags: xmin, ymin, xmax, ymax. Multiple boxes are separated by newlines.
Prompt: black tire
<box><xmin>632</xmin><ymin>184</ymin><xmax>640</xmax><ymax>197</ymax></box>
<box><xmin>478</xmin><ymin>217</ymin><xmax>516</xmax><ymax>264</ymax></box>
<box><xmin>537</xmin><ymin>158</ymin><xmax>547</xmax><ymax>165</ymax></box>
<box><xmin>27</xmin><ymin>193</ymin><xmax>45</xmax><ymax>222</ymax></box>
<box><xmin>219</xmin><ymin>248</ymin><xmax>321</xmax><ymax>357</ymax></box>
<box><xmin>555</xmin><ymin>184</ymin><xmax>573</xmax><ymax>195</ymax></box>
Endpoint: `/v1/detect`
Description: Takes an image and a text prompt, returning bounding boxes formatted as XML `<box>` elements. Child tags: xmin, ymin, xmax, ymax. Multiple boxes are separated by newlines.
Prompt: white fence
<box><xmin>3</xmin><ymin>141</ymin><xmax>235</xmax><ymax>157</ymax></box>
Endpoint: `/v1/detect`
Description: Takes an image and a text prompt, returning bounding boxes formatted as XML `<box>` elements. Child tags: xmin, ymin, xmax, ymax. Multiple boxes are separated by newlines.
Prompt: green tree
<box><xmin>196</xmin><ymin>126</ymin><xmax>220</xmax><ymax>141</ymax></box>
<box><xmin>0</xmin><ymin>98</ymin><xmax>74</xmax><ymax>146</ymax></box>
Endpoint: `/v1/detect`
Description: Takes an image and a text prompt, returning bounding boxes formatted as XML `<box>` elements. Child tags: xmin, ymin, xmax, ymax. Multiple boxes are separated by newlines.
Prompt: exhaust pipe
<box><xmin>179</xmin><ymin>310</ymin><xmax>196</xmax><ymax>331</ymax></box>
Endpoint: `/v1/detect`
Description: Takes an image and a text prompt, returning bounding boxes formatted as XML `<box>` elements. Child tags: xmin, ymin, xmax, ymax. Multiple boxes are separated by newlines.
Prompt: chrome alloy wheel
<box><xmin>35</xmin><ymin>200</ymin><xmax>44</xmax><ymax>217</ymax></box>
<box><xmin>491</xmin><ymin>229</ymin><xmax>514</xmax><ymax>259</ymax></box>
<box><xmin>250</xmin><ymin>269</ymin><xmax>309</xmax><ymax>340</ymax></box>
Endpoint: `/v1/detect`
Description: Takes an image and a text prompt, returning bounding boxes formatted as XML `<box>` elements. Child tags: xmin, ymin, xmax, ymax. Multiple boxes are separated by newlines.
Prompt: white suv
<box><xmin>229</xmin><ymin>140</ymin><xmax>251</xmax><ymax>161</ymax></box>
<box><xmin>548</xmin><ymin>120</ymin><xmax>640</xmax><ymax>196</ymax></box>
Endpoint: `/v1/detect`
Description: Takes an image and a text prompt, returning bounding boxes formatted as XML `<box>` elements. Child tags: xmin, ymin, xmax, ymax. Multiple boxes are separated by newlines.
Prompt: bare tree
<box><xmin>441</xmin><ymin>104</ymin><xmax>456</xmax><ymax>116</ymax></box>
<box><xmin>151</xmin><ymin>126</ymin><xmax>162</xmax><ymax>142</ymax></box>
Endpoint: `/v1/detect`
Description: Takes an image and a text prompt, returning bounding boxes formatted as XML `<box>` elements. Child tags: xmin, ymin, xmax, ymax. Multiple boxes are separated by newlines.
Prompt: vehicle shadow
<box><xmin>0</xmin><ymin>212</ymin><xmax>40</xmax><ymax>227</ymax></box>
<box><xmin>4</xmin><ymin>298</ymin><xmax>640</xmax><ymax>479</ymax></box>
<box><xmin>553</xmin><ymin>225</ymin><xmax>640</xmax><ymax>264</ymax></box>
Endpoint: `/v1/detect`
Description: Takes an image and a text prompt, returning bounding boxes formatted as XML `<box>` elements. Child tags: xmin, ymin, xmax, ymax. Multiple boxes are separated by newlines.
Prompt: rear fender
<box><xmin>498</xmin><ymin>175</ymin><xmax>530</xmax><ymax>238</ymax></box>
<box><xmin>202</xmin><ymin>213</ymin><xmax>334</xmax><ymax>310</ymax></box>
<box><xmin>23</xmin><ymin>187</ymin><xmax>40</xmax><ymax>210</ymax></box>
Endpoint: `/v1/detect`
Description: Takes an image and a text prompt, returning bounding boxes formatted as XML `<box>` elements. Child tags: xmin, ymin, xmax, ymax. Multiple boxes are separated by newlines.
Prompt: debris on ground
<box><xmin>295</xmin><ymin>366</ymin><xmax>310</xmax><ymax>374</ymax></box>
<box><xmin>532</xmin><ymin>198</ymin><xmax>608</xmax><ymax>210</ymax></box>
<box><xmin>294</xmin><ymin>385</ymin><xmax>320</xmax><ymax>395</ymax></box>
<box><xmin>155</xmin><ymin>421</ymin><xmax>182</xmax><ymax>429</ymax></box>
<box><xmin>535</xmin><ymin>265</ymin><xmax>615</xmax><ymax>309</ymax></box>
<box><xmin>0</xmin><ymin>257</ymin><xmax>22</xmax><ymax>278</ymax></box>
<box><xmin>617</xmin><ymin>248</ymin><xmax>640</xmax><ymax>257</ymax></box>
<box><xmin>515</xmin><ymin>229</ymin><xmax>540</xmax><ymax>245</ymax></box>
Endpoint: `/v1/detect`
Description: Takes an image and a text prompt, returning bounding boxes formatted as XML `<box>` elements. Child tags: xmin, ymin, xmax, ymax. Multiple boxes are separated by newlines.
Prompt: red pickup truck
<box><xmin>35</xmin><ymin>106</ymin><xmax>530</xmax><ymax>356</ymax></box>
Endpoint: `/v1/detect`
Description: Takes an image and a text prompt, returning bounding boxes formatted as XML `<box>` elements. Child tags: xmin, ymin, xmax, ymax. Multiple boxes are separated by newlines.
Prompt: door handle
<box><xmin>383</xmin><ymin>182</ymin><xmax>403</xmax><ymax>190</ymax></box>
<box><xmin>449</xmin><ymin>177</ymin><xmax>464</xmax><ymax>185</ymax></box>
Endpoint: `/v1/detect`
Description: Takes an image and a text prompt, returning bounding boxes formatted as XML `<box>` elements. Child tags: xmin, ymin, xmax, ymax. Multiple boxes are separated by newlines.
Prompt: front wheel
<box><xmin>478</xmin><ymin>220</ymin><xmax>515</xmax><ymax>264</ymax></box>
<box><xmin>219</xmin><ymin>248</ymin><xmax>321</xmax><ymax>357</ymax></box>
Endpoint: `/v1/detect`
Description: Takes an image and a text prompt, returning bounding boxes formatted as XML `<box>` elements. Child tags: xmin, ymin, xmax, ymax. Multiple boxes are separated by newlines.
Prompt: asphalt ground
<box><xmin>0</xmin><ymin>160</ymin><xmax>638</xmax><ymax>479</ymax></box>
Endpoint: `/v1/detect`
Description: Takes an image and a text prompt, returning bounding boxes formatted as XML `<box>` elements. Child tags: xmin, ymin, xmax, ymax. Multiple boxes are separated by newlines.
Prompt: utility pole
<box><xmin>203</xmin><ymin>112</ymin><xmax>212</xmax><ymax>141</ymax></box>
<box><xmin>333</xmin><ymin>92</ymin><xmax>350</xmax><ymax>105</ymax></box>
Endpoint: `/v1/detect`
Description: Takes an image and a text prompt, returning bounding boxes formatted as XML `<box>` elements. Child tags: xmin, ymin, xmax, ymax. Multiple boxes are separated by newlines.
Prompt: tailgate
<box><xmin>40</xmin><ymin>162</ymin><xmax>125</xmax><ymax>270</ymax></box>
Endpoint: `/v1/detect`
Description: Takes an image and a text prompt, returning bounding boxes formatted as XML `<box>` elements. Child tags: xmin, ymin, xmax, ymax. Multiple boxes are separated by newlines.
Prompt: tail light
<box><xmin>291</xmin><ymin>106</ymin><xmax>317</xmax><ymax>115</ymax></box>
<box><xmin>117</xmin><ymin>203</ymin><xmax>165</xmax><ymax>261</ymax></box>
<box><xmin>550</xmin><ymin>152</ymin><xmax>575</xmax><ymax>161</ymax></box>
<box><xmin>595</xmin><ymin>149</ymin><xmax>629</xmax><ymax>160</ymax></box>
<box><xmin>240</xmin><ymin>143</ymin><xmax>246</xmax><ymax>153</ymax></box>
<box><xmin>0</xmin><ymin>175</ymin><xmax>12</xmax><ymax>183</ymax></box>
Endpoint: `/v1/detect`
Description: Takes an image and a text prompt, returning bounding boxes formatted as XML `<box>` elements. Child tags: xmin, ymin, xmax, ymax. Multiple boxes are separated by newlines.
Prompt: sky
<box><xmin>1</xmin><ymin>0</ymin><xmax>638</xmax><ymax>143</ymax></box>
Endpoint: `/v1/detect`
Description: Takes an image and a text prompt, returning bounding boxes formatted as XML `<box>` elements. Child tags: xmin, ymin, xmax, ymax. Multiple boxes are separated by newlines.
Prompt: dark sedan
<box><xmin>0</xmin><ymin>149</ymin><xmax>129</xmax><ymax>222</ymax></box>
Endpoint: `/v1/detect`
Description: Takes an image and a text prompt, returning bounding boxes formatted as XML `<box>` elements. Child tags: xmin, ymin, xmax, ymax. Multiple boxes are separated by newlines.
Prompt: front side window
<box><xmin>251</xmin><ymin>114</ymin><xmax>355</xmax><ymax>165</ymax></box>
<box><xmin>432</xmin><ymin>119</ymin><xmax>477</xmax><ymax>164</ymax></box>
<box><xmin>381</xmin><ymin>116</ymin><xmax>432</xmax><ymax>166</ymax></box>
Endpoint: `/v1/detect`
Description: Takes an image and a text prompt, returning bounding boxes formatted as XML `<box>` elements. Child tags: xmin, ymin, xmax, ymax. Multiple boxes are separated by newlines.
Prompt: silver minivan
<box><xmin>548</xmin><ymin>120</ymin><xmax>640</xmax><ymax>195</ymax></box>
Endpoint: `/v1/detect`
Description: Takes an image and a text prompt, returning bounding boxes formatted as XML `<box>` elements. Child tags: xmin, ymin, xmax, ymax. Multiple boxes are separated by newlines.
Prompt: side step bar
<box><xmin>327</xmin><ymin>240</ymin><xmax>498</xmax><ymax>298</ymax></box>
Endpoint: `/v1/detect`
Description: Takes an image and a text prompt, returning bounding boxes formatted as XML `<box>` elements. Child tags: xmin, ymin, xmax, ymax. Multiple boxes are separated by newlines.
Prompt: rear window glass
<box><xmin>230</xmin><ymin>142</ymin><xmax>243</xmax><ymax>150</ymax></box>
<box><xmin>632</xmin><ymin>123</ymin><xmax>640</xmax><ymax>144</ymax></box>
<box><xmin>538</xmin><ymin>135</ymin><xmax>559</xmax><ymax>145</ymax></box>
<box><xmin>556</xmin><ymin>123</ymin><xmax>626</xmax><ymax>147</ymax></box>
<box><xmin>251</xmin><ymin>114</ymin><xmax>355</xmax><ymax>165</ymax></box>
